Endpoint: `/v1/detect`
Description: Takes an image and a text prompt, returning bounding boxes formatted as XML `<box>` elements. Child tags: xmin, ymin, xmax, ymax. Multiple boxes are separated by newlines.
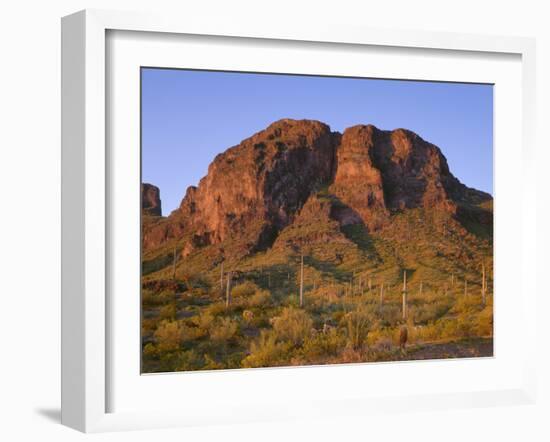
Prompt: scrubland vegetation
<box><xmin>141</xmin><ymin>208</ymin><xmax>493</xmax><ymax>373</ymax></box>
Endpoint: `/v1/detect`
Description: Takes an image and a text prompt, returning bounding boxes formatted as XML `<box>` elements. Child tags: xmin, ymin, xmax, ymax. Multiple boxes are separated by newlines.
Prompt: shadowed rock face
<box><xmin>142</xmin><ymin>118</ymin><xmax>492</xmax><ymax>256</ymax></box>
<box><xmin>141</xmin><ymin>183</ymin><xmax>162</xmax><ymax>216</ymax></box>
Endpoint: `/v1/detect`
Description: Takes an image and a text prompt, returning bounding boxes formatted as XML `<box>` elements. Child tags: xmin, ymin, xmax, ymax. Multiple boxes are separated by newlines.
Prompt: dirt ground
<box><xmin>401</xmin><ymin>337</ymin><xmax>493</xmax><ymax>361</ymax></box>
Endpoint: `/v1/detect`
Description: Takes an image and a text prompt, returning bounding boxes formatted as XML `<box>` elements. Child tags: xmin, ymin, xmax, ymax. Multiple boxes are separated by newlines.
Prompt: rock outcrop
<box><xmin>141</xmin><ymin>183</ymin><xmax>162</xmax><ymax>216</ymax></box>
<box><xmin>142</xmin><ymin>119</ymin><xmax>492</xmax><ymax>257</ymax></box>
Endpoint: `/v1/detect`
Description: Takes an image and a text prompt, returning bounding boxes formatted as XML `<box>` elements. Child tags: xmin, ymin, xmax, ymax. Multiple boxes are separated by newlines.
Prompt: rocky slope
<box><xmin>142</xmin><ymin>119</ymin><xmax>492</xmax><ymax>262</ymax></box>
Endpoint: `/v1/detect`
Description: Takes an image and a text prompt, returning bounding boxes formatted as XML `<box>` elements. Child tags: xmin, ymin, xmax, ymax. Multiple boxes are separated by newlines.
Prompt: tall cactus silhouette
<box><xmin>220</xmin><ymin>260</ymin><xmax>224</xmax><ymax>291</ymax></box>
<box><xmin>481</xmin><ymin>262</ymin><xmax>487</xmax><ymax>305</ymax></box>
<box><xmin>402</xmin><ymin>271</ymin><xmax>408</xmax><ymax>320</ymax></box>
<box><xmin>226</xmin><ymin>272</ymin><xmax>232</xmax><ymax>307</ymax></box>
<box><xmin>299</xmin><ymin>254</ymin><xmax>304</xmax><ymax>307</ymax></box>
<box><xmin>172</xmin><ymin>246</ymin><xmax>177</xmax><ymax>280</ymax></box>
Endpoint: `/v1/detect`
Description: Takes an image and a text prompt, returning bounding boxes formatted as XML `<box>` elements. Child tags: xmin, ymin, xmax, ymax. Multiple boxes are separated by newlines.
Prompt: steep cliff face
<box><xmin>142</xmin><ymin>119</ymin><xmax>492</xmax><ymax>258</ymax></box>
<box><xmin>141</xmin><ymin>183</ymin><xmax>162</xmax><ymax>216</ymax></box>
<box><xmin>328</xmin><ymin>124</ymin><xmax>483</xmax><ymax>228</ymax></box>
<box><xmin>144</xmin><ymin>119</ymin><xmax>338</xmax><ymax>254</ymax></box>
<box><xmin>329</xmin><ymin>125</ymin><xmax>388</xmax><ymax>229</ymax></box>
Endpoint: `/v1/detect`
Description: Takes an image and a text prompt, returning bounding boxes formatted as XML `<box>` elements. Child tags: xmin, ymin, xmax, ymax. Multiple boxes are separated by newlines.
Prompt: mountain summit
<box><xmin>142</xmin><ymin>119</ymin><xmax>491</xmax><ymax>262</ymax></box>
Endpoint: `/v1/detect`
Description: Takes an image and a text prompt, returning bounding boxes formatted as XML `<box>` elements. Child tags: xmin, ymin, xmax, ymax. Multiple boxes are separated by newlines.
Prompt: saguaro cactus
<box><xmin>220</xmin><ymin>260</ymin><xmax>224</xmax><ymax>291</ymax></box>
<box><xmin>481</xmin><ymin>262</ymin><xmax>487</xmax><ymax>305</ymax></box>
<box><xmin>402</xmin><ymin>271</ymin><xmax>408</xmax><ymax>320</ymax></box>
<box><xmin>172</xmin><ymin>246</ymin><xmax>177</xmax><ymax>280</ymax></box>
<box><xmin>299</xmin><ymin>254</ymin><xmax>304</xmax><ymax>307</ymax></box>
<box><xmin>464</xmin><ymin>278</ymin><xmax>468</xmax><ymax>297</ymax></box>
<box><xmin>379</xmin><ymin>282</ymin><xmax>384</xmax><ymax>306</ymax></box>
<box><xmin>226</xmin><ymin>272</ymin><xmax>232</xmax><ymax>307</ymax></box>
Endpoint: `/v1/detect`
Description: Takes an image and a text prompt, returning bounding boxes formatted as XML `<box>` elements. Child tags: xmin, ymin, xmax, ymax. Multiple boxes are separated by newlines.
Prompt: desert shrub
<box><xmin>242</xmin><ymin>309</ymin><xmax>254</xmax><ymax>326</ymax></box>
<box><xmin>338</xmin><ymin>346</ymin><xmax>364</xmax><ymax>363</ymax></box>
<box><xmin>191</xmin><ymin>311</ymin><xmax>215</xmax><ymax>334</ymax></box>
<box><xmin>242</xmin><ymin>330</ymin><xmax>292</xmax><ymax>368</ymax></box>
<box><xmin>159</xmin><ymin>303</ymin><xmax>177</xmax><ymax>321</ymax></box>
<box><xmin>141</xmin><ymin>290</ymin><xmax>156</xmax><ymax>306</ymax></box>
<box><xmin>154</xmin><ymin>350</ymin><xmax>204</xmax><ymax>372</ymax></box>
<box><xmin>143</xmin><ymin>342</ymin><xmax>157</xmax><ymax>358</ymax></box>
<box><xmin>340</xmin><ymin>306</ymin><xmax>372</xmax><ymax>349</ymax></box>
<box><xmin>271</xmin><ymin>307</ymin><xmax>313</xmax><ymax>345</ymax></box>
<box><xmin>189</xmin><ymin>287</ymin><xmax>208</xmax><ymax>297</ymax></box>
<box><xmin>202</xmin><ymin>354</ymin><xmax>225</xmax><ymax>370</ymax></box>
<box><xmin>453</xmin><ymin>295</ymin><xmax>484</xmax><ymax>316</ymax></box>
<box><xmin>437</xmin><ymin>316</ymin><xmax>475</xmax><ymax>340</ymax></box>
<box><xmin>231</xmin><ymin>281</ymin><xmax>260</xmax><ymax>298</ymax></box>
<box><xmin>204</xmin><ymin>302</ymin><xmax>228</xmax><ymax>317</ymax></box>
<box><xmin>367</xmin><ymin>327</ymin><xmax>394</xmax><ymax>348</ymax></box>
<box><xmin>245</xmin><ymin>289</ymin><xmax>272</xmax><ymax>308</ymax></box>
<box><xmin>331</xmin><ymin>309</ymin><xmax>346</xmax><ymax>324</ymax></box>
<box><xmin>456</xmin><ymin>315</ymin><xmax>475</xmax><ymax>338</ymax></box>
<box><xmin>414</xmin><ymin>321</ymin><xmax>443</xmax><ymax>342</ymax></box>
<box><xmin>179</xmin><ymin>323</ymin><xmax>207</xmax><ymax>341</ymax></box>
<box><xmin>209</xmin><ymin>317</ymin><xmax>239</xmax><ymax>343</ymax></box>
<box><xmin>141</xmin><ymin>317</ymin><xmax>158</xmax><ymax>334</ymax></box>
<box><xmin>372</xmin><ymin>336</ymin><xmax>393</xmax><ymax>352</ymax></box>
<box><xmin>142</xmin><ymin>289</ymin><xmax>174</xmax><ymax>306</ymax></box>
<box><xmin>154</xmin><ymin>320</ymin><xmax>183</xmax><ymax>352</ymax></box>
<box><xmin>376</xmin><ymin>304</ymin><xmax>401</xmax><ymax>327</ymax></box>
<box><xmin>410</xmin><ymin>299</ymin><xmax>452</xmax><ymax>325</ymax></box>
<box><xmin>300</xmin><ymin>328</ymin><xmax>345</xmax><ymax>360</ymax></box>
<box><xmin>284</xmin><ymin>294</ymin><xmax>301</xmax><ymax>307</ymax></box>
<box><xmin>173</xmin><ymin>349</ymin><xmax>204</xmax><ymax>372</ymax></box>
<box><xmin>474</xmin><ymin>306</ymin><xmax>493</xmax><ymax>336</ymax></box>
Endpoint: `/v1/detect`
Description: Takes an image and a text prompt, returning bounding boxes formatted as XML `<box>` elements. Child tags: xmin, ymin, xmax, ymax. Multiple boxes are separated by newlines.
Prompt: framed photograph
<box><xmin>61</xmin><ymin>9</ymin><xmax>537</xmax><ymax>432</ymax></box>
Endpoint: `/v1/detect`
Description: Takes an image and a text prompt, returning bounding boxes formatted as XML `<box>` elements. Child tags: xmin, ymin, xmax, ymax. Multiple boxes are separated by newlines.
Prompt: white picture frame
<box><xmin>61</xmin><ymin>9</ymin><xmax>538</xmax><ymax>433</ymax></box>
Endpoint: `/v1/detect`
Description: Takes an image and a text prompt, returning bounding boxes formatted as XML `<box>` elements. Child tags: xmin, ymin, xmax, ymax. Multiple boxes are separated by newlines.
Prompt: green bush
<box><xmin>271</xmin><ymin>307</ymin><xmax>313</xmax><ymax>346</ymax></box>
<box><xmin>301</xmin><ymin>328</ymin><xmax>345</xmax><ymax>361</ymax></box>
<box><xmin>154</xmin><ymin>320</ymin><xmax>183</xmax><ymax>352</ymax></box>
<box><xmin>245</xmin><ymin>289</ymin><xmax>272</xmax><ymax>308</ymax></box>
<box><xmin>242</xmin><ymin>330</ymin><xmax>292</xmax><ymax>368</ymax></box>
<box><xmin>191</xmin><ymin>311</ymin><xmax>215</xmax><ymax>334</ymax></box>
<box><xmin>209</xmin><ymin>317</ymin><xmax>238</xmax><ymax>343</ymax></box>
<box><xmin>242</xmin><ymin>309</ymin><xmax>255</xmax><ymax>326</ymax></box>
<box><xmin>231</xmin><ymin>281</ymin><xmax>260</xmax><ymax>298</ymax></box>
<box><xmin>340</xmin><ymin>306</ymin><xmax>372</xmax><ymax>350</ymax></box>
<box><xmin>143</xmin><ymin>342</ymin><xmax>157</xmax><ymax>358</ymax></box>
<box><xmin>173</xmin><ymin>349</ymin><xmax>204</xmax><ymax>372</ymax></box>
<box><xmin>159</xmin><ymin>303</ymin><xmax>177</xmax><ymax>320</ymax></box>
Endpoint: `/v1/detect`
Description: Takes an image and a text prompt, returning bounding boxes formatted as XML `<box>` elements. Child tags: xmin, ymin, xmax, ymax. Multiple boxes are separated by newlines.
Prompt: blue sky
<box><xmin>142</xmin><ymin>68</ymin><xmax>493</xmax><ymax>215</ymax></box>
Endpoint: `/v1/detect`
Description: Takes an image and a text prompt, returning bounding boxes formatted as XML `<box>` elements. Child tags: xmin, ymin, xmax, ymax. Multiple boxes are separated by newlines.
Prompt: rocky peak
<box><xmin>141</xmin><ymin>183</ymin><xmax>162</xmax><ymax>216</ymax></box>
<box><xmin>171</xmin><ymin>119</ymin><xmax>339</xmax><ymax>255</ymax></box>
<box><xmin>143</xmin><ymin>118</ymin><xmax>491</xmax><ymax>256</ymax></box>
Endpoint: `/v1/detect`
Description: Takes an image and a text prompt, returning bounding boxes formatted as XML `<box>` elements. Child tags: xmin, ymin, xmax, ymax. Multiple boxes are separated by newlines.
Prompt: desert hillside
<box><xmin>141</xmin><ymin>119</ymin><xmax>493</xmax><ymax>373</ymax></box>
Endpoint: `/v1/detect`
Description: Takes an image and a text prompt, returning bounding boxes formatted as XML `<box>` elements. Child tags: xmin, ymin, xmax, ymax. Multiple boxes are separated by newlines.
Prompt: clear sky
<box><xmin>142</xmin><ymin>68</ymin><xmax>493</xmax><ymax>216</ymax></box>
